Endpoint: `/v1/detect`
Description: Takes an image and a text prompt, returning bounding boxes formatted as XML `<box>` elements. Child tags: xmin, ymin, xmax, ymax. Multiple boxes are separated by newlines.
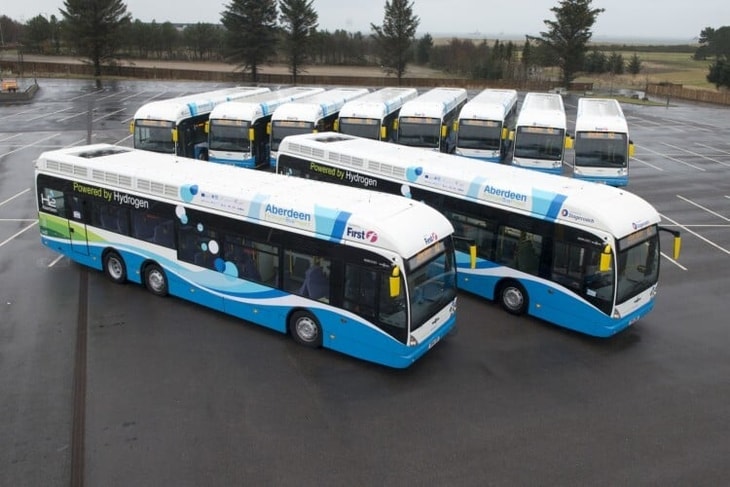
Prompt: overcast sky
<box><xmin>5</xmin><ymin>0</ymin><xmax>725</xmax><ymax>42</ymax></box>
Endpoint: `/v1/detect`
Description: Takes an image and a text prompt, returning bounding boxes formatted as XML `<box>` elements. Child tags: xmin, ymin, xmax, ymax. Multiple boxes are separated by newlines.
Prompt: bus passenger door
<box><xmin>68</xmin><ymin>195</ymin><xmax>90</xmax><ymax>256</ymax></box>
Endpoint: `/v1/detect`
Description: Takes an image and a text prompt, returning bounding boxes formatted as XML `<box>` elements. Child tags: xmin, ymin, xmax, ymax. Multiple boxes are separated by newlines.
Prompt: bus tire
<box><xmin>289</xmin><ymin>310</ymin><xmax>322</xmax><ymax>348</ymax></box>
<box><xmin>103</xmin><ymin>250</ymin><xmax>127</xmax><ymax>284</ymax></box>
<box><xmin>499</xmin><ymin>280</ymin><xmax>528</xmax><ymax>316</ymax></box>
<box><xmin>144</xmin><ymin>263</ymin><xmax>168</xmax><ymax>297</ymax></box>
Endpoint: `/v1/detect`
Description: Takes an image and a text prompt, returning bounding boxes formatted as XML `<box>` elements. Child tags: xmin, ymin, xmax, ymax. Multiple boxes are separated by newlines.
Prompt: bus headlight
<box><xmin>409</xmin><ymin>336</ymin><xmax>419</xmax><ymax>347</ymax></box>
<box><xmin>612</xmin><ymin>310</ymin><xmax>622</xmax><ymax>319</ymax></box>
<box><xmin>553</xmin><ymin>161</ymin><xmax>562</xmax><ymax>168</ymax></box>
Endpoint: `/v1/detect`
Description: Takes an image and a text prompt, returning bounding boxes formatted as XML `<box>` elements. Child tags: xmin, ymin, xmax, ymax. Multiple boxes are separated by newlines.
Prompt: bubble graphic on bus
<box><xmin>180</xmin><ymin>184</ymin><xmax>199</xmax><ymax>203</ymax></box>
<box><xmin>208</xmin><ymin>240</ymin><xmax>220</xmax><ymax>254</ymax></box>
<box><xmin>175</xmin><ymin>205</ymin><xmax>189</xmax><ymax>224</ymax></box>
<box><xmin>405</xmin><ymin>166</ymin><xmax>423</xmax><ymax>182</ymax></box>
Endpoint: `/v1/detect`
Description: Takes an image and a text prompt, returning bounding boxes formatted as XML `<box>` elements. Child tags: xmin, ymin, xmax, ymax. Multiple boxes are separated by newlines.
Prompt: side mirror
<box><xmin>599</xmin><ymin>244</ymin><xmax>613</xmax><ymax>272</ymax></box>
<box><xmin>389</xmin><ymin>266</ymin><xmax>401</xmax><ymax>298</ymax></box>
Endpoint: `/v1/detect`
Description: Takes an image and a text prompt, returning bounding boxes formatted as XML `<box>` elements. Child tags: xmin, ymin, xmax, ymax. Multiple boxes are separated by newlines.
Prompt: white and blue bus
<box><xmin>511</xmin><ymin>92</ymin><xmax>572</xmax><ymax>174</ymax></box>
<box><xmin>131</xmin><ymin>86</ymin><xmax>270</xmax><ymax>160</ymax></box>
<box><xmin>206</xmin><ymin>86</ymin><xmax>325</xmax><ymax>169</ymax></box>
<box><xmin>573</xmin><ymin>97</ymin><xmax>634</xmax><ymax>186</ymax></box>
<box><xmin>268</xmin><ymin>87</ymin><xmax>369</xmax><ymax>167</ymax></box>
<box><xmin>395</xmin><ymin>87</ymin><xmax>468</xmax><ymax>153</ymax></box>
<box><xmin>455</xmin><ymin>88</ymin><xmax>518</xmax><ymax>163</ymax></box>
<box><xmin>35</xmin><ymin>144</ymin><xmax>458</xmax><ymax>368</ymax></box>
<box><xmin>277</xmin><ymin>132</ymin><xmax>682</xmax><ymax>338</ymax></box>
<box><xmin>335</xmin><ymin>87</ymin><xmax>418</xmax><ymax>141</ymax></box>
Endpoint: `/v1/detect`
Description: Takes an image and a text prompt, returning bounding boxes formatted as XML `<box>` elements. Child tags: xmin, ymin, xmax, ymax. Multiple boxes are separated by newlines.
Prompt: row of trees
<box><xmin>5</xmin><ymin>1</ymin><xmax>728</xmax><ymax>89</ymax></box>
<box><xmin>0</xmin><ymin>0</ymin><xmax>612</xmax><ymax>87</ymax></box>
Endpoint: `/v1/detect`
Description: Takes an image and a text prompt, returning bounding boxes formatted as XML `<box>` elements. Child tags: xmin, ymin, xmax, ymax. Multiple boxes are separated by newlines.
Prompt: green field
<box><xmin>576</xmin><ymin>50</ymin><xmax>714</xmax><ymax>90</ymax></box>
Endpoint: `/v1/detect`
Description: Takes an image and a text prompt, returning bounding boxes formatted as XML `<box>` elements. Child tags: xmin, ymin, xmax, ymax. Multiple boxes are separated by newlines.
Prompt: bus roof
<box><xmin>338</xmin><ymin>87</ymin><xmax>418</xmax><ymax>120</ymax></box>
<box><xmin>208</xmin><ymin>87</ymin><xmax>325</xmax><ymax>123</ymax></box>
<box><xmin>132</xmin><ymin>86</ymin><xmax>271</xmax><ymax>124</ymax></box>
<box><xmin>398</xmin><ymin>87</ymin><xmax>468</xmax><ymax>119</ymax></box>
<box><xmin>516</xmin><ymin>92</ymin><xmax>567</xmax><ymax>129</ymax></box>
<box><xmin>575</xmin><ymin>98</ymin><xmax>629</xmax><ymax>134</ymax></box>
<box><xmin>278</xmin><ymin>133</ymin><xmax>661</xmax><ymax>238</ymax></box>
<box><xmin>36</xmin><ymin>144</ymin><xmax>452</xmax><ymax>258</ymax></box>
<box><xmin>458</xmin><ymin>89</ymin><xmax>518</xmax><ymax>121</ymax></box>
<box><xmin>271</xmin><ymin>88</ymin><xmax>369</xmax><ymax>122</ymax></box>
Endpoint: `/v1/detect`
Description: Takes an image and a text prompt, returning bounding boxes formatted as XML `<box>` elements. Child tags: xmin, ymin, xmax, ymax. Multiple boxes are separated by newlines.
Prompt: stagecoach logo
<box><xmin>346</xmin><ymin>226</ymin><xmax>378</xmax><ymax>242</ymax></box>
<box><xmin>561</xmin><ymin>208</ymin><xmax>595</xmax><ymax>224</ymax></box>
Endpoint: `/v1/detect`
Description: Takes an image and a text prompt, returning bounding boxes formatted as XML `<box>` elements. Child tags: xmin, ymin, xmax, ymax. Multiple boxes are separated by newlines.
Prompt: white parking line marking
<box><xmin>0</xmin><ymin>133</ymin><xmax>62</xmax><ymax>158</ymax></box>
<box><xmin>0</xmin><ymin>188</ymin><xmax>31</xmax><ymax>207</ymax></box>
<box><xmin>48</xmin><ymin>254</ymin><xmax>65</xmax><ymax>268</ymax></box>
<box><xmin>637</xmin><ymin>145</ymin><xmax>705</xmax><ymax>171</ymax></box>
<box><xmin>0</xmin><ymin>221</ymin><xmax>38</xmax><ymax>248</ymax></box>
<box><xmin>661</xmin><ymin>212</ymin><xmax>730</xmax><ymax>257</ymax></box>
<box><xmin>662</xmin><ymin>142</ymin><xmax>730</xmax><ymax>168</ymax></box>
<box><xmin>677</xmin><ymin>195</ymin><xmax>730</xmax><ymax>222</ymax></box>
<box><xmin>630</xmin><ymin>156</ymin><xmax>663</xmax><ymax>171</ymax></box>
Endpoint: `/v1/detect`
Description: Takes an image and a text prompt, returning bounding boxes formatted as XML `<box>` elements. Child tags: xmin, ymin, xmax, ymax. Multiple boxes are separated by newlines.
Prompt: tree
<box><xmin>415</xmin><ymin>33</ymin><xmax>433</xmax><ymax>65</ymax></box>
<box><xmin>279</xmin><ymin>0</ymin><xmax>318</xmax><ymax>84</ymax></box>
<box><xmin>707</xmin><ymin>59</ymin><xmax>730</xmax><ymax>89</ymax></box>
<box><xmin>627</xmin><ymin>53</ymin><xmax>642</xmax><ymax>75</ymax></box>
<box><xmin>23</xmin><ymin>15</ymin><xmax>51</xmax><ymax>54</ymax></box>
<box><xmin>59</xmin><ymin>0</ymin><xmax>132</xmax><ymax>82</ymax></box>
<box><xmin>182</xmin><ymin>23</ymin><xmax>223</xmax><ymax>61</ymax></box>
<box><xmin>371</xmin><ymin>0</ymin><xmax>419</xmax><ymax>84</ymax></box>
<box><xmin>539</xmin><ymin>0</ymin><xmax>604</xmax><ymax>87</ymax></box>
<box><xmin>609</xmin><ymin>51</ymin><xmax>624</xmax><ymax>75</ymax></box>
<box><xmin>696</xmin><ymin>26</ymin><xmax>730</xmax><ymax>60</ymax></box>
<box><xmin>221</xmin><ymin>0</ymin><xmax>278</xmax><ymax>82</ymax></box>
<box><xmin>696</xmin><ymin>26</ymin><xmax>730</xmax><ymax>88</ymax></box>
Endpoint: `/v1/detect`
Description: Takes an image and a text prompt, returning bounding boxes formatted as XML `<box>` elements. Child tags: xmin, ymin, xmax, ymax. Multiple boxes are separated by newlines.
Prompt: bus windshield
<box><xmin>134</xmin><ymin>120</ymin><xmax>176</xmax><ymax>154</ymax></box>
<box><xmin>338</xmin><ymin>118</ymin><xmax>380</xmax><ymax>140</ymax></box>
<box><xmin>398</xmin><ymin>118</ymin><xmax>441</xmax><ymax>148</ymax></box>
<box><xmin>514</xmin><ymin>127</ymin><xmax>564</xmax><ymax>159</ymax></box>
<box><xmin>575</xmin><ymin>132</ymin><xmax>628</xmax><ymax>168</ymax></box>
<box><xmin>209</xmin><ymin>120</ymin><xmax>251</xmax><ymax>152</ymax></box>
<box><xmin>271</xmin><ymin>121</ymin><xmax>316</xmax><ymax>151</ymax></box>
<box><xmin>458</xmin><ymin>120</ymin><xmax>502</xmax><ymax>150</ymax></box>
<box><xmin>406</xmin><ymin>239</ymin><xmax>457</xmax><ymax>331</ymax></box>
<box><xmin>616</xmin><ymin>228</ymin><xmax>660</xmax><ymax>305</ymax></box>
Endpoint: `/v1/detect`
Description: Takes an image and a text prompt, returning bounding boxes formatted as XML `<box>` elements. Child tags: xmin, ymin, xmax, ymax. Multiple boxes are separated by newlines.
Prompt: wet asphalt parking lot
<box><xmin>1</xmin><ymin>79</ymin><xmax>729</xmax><ymax>486</ymax></box>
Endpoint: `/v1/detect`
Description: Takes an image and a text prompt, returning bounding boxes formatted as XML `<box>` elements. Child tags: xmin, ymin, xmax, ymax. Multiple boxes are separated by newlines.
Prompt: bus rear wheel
<box><xmin>289</xmin><ymin>310</ymin><xmax>322</xmax><ymax>348</ymax></box>
<box><xmin>103</xmin><ymin>250</ymin><xmax>127</xmax><ymax>284</ymax></box>
<box><xmin>499</xmin><ymin>280</ymin><xmax>528</xmax><ymax>316</ymax></box>
<box><xmin>144</xmin><ymin>263</ymin><xmax>168</xmax><ymax>297</ymax></box>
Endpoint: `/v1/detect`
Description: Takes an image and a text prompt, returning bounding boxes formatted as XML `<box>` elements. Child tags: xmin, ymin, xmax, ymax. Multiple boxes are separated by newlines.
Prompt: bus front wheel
<box><xmin>103</xmin><ymin>250</ymin><xmax>127</xmax><ymax>284</ymax></box>
<box><xmin>499</xmin><ymin>280</ymin><xmax>528</xmax><ymax>315</ymax></box>
<box><xmin>289</xmin><ymin>310</ymin><xmax>322</xmax><ymax>348</ymax></box>
<box><xmin>144</xmin><ymin>263</ymin><xmax>168</xmax><ymax>297</ymax></box>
